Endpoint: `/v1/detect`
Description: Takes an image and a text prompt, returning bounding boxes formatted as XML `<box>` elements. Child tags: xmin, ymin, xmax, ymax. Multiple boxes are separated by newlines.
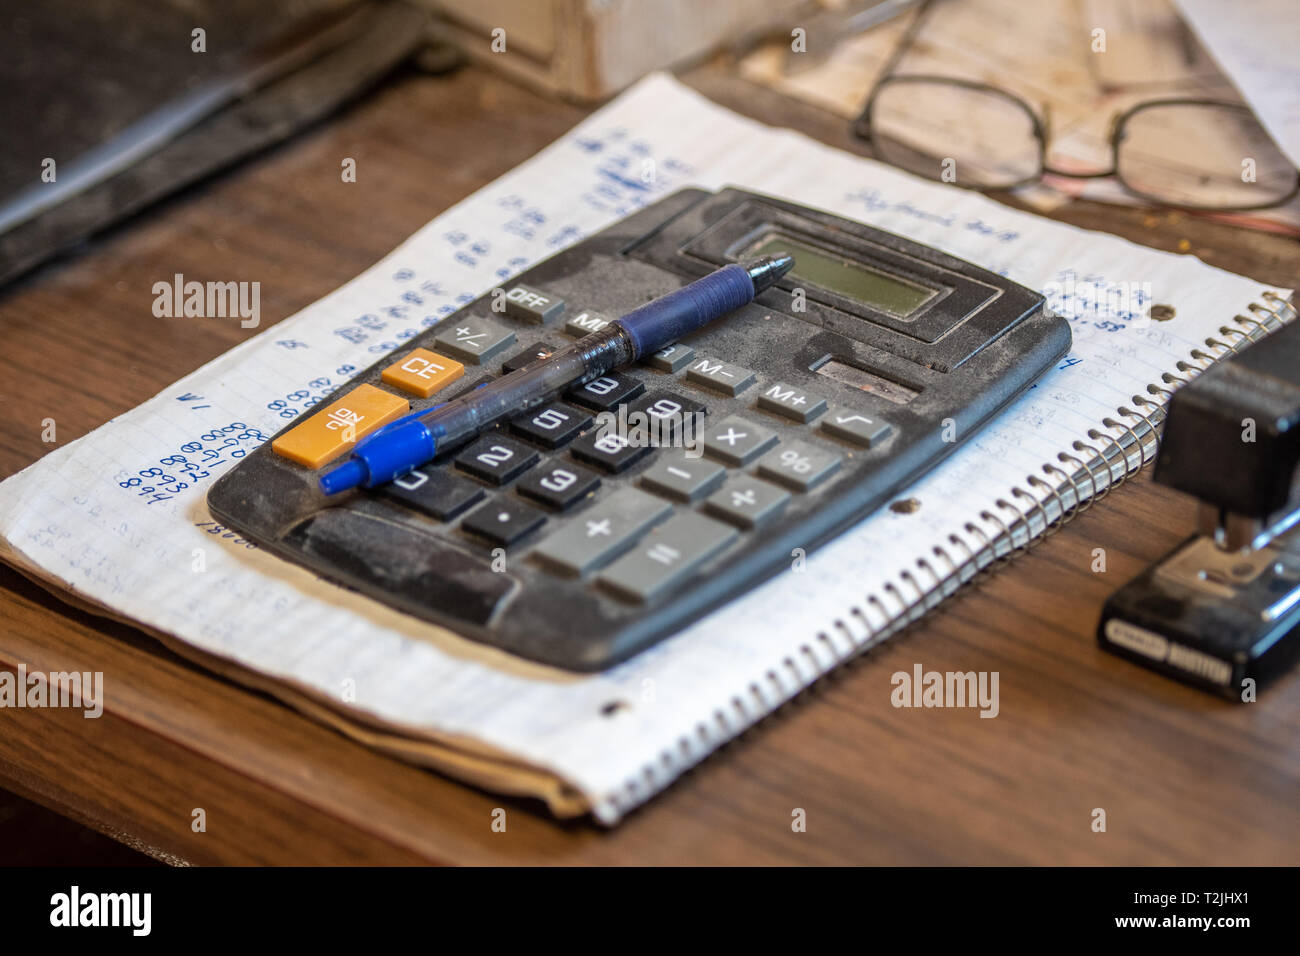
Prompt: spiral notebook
<box><xmin>0</xmin><ymin>75</ymin><xmax>1293</xmax><ymax>823</ymax></box>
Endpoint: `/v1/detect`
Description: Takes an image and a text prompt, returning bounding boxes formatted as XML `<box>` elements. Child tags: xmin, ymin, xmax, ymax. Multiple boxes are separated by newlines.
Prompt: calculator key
<box><xmin>569</xmin><ymin>428</ymin><xmax>652</xmax><ymax>473</ymax></box>
<box><xmin>564</xmin><ymin>371</ymin><xmax>645</xmax><ymax>411</ymax></box>
<box><xmin>454</xmin><ymin>436</ymin><xmax>540</xmax><ymax>485</ymax></box>
<box><xmin>503</xmin><ymin>284</ymin><xmax>564</xmax><ymax>324</ymax></box>
<box><xmin>701</xmin><ymin>414</ymin><xmax>778</xmax><ymax>466</ymax></box>
<box><xmin>686</xmin><ymin>356</ymin><xmax>757</xmax><ymax>396</ymax></box>
<box><xmin>462</xmin><ymin>498</ymin><xmax>547</xmax><ymax>546</ymax></box>
<box><xmin>640</xmin><ymin>450</ymin><xmax>725</xmax><ymax>502</ymax></box>
<box><xmin>433</xmin><ymin>318</ymin><xmax>516</xmax><ymax>365</ymax></box>
<box><xmin>704</xmin><ymin>475</ymin><xmax>791</xmax><ymax>529</ymax></box>
<box><xmin>509</xmin><ymin>402</ymin><xmax>592</xmax><ymax>448</ymax></box>
<box><xmin>598</xmin><ymin>513</ymin><xmax>737</xmax><ymax>603</ymax></box>
<box><xmin>500</xmin><ymin>342</ymin><xmax>559</xmax><ymax>373</ymax></box>
<box><xmin>532</xmin><ymin>488</ymin><xmax>672</xmax><ymax>576</ymax></box>
<box><xmin>516</xmin><ymin>460</ymin><xmax>601</xmax><ymax>511</ymax></box>
<box><xmin>756</xmin><ymin>381</ymin><xmax>828</xmax><ymax>423</ymax></box>
<box><xmin>271</xmin><ymin>384</ymin><xmax>408</xmax><ymax>469</ymax></box>
<box><xmin>380</xmin><ymin>348</ymin><xmax>465</xmax><ymax>399</ymax></box>
<box><xmin>380</xmin><ymin>467</ymin><xmax>485</xmax><ymax>520</ymax></box>
<box><xmin>821</xmin><ymin>406</ymin><xmax>893</xmax><ymax>448</ymax></box>
<box><xmin>564</xmin><ymin>309</ymin><xmax>611</xmax><ymax>337</ymax></box>
<box><xmin>756</xmin><ymin>441</ymin><xmax>842</xmax><ymax>492</ymax></box>
<box><xmin>625</xmin><ymin>389</ymin><xmax>707</xmax><ymax>441</ymax></box>
<box><xmin>644</xmin><ymin>343</ymin><xmax>695</xmax><ymax>372</ymax></box>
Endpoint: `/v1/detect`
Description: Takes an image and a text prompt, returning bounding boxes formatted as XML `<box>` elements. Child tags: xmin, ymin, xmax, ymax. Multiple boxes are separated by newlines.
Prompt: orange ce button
<box><xmin>381</xmin><ymin>348</ymin><xmax>464</xmax><ymax>398</ymax></box>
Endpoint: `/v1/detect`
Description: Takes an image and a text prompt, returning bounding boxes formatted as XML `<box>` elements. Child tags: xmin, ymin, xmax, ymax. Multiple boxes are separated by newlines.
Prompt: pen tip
<box><xmin>744</xmin><ymin>253</ymin><xmax>796</xmax><ymax>294</ymax></box>
<box><xmin>319</xmin><ymin>458</ymin><xmax>366</xmax><ymax>495</ymax></box>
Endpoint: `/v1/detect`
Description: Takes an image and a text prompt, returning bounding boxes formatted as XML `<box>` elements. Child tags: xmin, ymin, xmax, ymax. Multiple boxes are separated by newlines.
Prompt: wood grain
<box><xmin>1</xmin><ymin>63</ymin><xmax>1297</xmax><ymax>865</ymax></box>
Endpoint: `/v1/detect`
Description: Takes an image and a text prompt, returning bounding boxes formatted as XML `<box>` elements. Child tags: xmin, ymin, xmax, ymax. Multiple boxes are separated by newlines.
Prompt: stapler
<box><xmin>1098</xmin><ymin>318</ymin><xmax>1300</xmax><ymax>698</ymax></box>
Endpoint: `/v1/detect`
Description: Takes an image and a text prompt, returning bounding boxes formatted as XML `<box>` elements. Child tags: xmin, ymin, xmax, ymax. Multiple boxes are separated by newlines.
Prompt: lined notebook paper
<box><xmin>0</xmin><ymin>75</ymin><xmax>1292</xmax><ymax>823</ymax></box>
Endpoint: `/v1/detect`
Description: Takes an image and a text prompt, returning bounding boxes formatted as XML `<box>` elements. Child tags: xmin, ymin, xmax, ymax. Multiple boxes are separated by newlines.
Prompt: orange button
<box><xmin>271</xmin><ymin>384</ymin><xmax>408</xmax><ymax>469</ymax></box>
<box><xmin>381</xmin><ymin>348</ymin><xmax>464</xmax><ymax>398</ymax></box>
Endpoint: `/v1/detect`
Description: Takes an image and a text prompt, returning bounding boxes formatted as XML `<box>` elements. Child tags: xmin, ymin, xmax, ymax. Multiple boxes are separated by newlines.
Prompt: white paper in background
<box><xmin>1175</xmin><ymin>0</ymin><xmax>1300</xmax><ymax>168</ymax></box>
<box><xmin>0</xmin><ymin>74</ymin><xmax>1285</xmax><ymax>823</ymax></box>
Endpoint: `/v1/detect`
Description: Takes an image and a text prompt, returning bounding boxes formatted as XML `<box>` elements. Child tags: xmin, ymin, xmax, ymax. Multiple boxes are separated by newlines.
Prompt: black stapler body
<box><xmin>1098</xmin><ymin>318</ymin><xmax>1300</xmax><ymax>698</ymax></box>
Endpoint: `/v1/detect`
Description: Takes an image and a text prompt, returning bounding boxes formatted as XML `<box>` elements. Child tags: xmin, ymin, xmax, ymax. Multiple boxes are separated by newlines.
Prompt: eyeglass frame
<box><xmin>850</xmin><ymin>3</ymin><xmax>1300</xmax><ymax>212</ymax></box>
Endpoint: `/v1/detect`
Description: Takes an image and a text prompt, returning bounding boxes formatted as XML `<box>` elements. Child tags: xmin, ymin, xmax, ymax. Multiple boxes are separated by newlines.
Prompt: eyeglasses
<box><xmin>851</xmin><ymin>2</ymin><xmax>1300</xmax><ymax>212</ymax></box>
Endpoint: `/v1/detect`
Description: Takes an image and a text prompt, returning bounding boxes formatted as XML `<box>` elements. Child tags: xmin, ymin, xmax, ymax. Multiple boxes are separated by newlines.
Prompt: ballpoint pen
<box><xmin>319</xmin><ymin>253</ymin><xmax>795</xmax><ymax>494</ymax></box>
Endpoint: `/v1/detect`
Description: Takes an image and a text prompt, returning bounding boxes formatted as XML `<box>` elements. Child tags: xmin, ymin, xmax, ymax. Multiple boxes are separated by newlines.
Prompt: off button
<box><xmin>503</xmin><ymin>284</ymin><xmax>564</xmax><ymax>324</ymax></box>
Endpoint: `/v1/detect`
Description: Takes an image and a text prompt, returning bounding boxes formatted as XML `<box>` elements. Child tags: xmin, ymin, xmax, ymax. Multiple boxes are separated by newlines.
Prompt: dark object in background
<box><xmin>1099</xmin><ymin>316</ymin><xmax>1300</xmax><ymax>697</ymax></box>
<box><xmin>0</xmin><ymin>0</ymin><xmax>437</xmax><ymax>288</ymax></box>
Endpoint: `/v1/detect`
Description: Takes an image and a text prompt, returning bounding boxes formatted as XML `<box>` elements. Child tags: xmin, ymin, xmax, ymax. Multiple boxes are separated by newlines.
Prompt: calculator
<box><xmin>208</xmin><ymin>187</ymin><xmax>1070</xmax><ymax>671</ymax></box>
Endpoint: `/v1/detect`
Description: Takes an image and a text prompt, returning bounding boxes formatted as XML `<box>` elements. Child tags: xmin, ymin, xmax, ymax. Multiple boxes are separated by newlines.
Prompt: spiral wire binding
<box><xmin>596</xmin><ymin>293</ymin><xmax>1296</xmax><ymax>822</ymax></box>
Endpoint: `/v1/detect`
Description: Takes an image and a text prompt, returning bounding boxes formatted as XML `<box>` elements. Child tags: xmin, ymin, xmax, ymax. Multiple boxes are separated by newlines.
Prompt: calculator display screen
<box><xmin>745</xmin><ymin>232</ymin><xmax>937</xmax><ymax>317</ymax></box>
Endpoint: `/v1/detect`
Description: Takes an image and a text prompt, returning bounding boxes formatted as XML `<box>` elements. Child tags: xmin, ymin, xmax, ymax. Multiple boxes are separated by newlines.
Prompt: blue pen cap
<box><xmin>319</xmin><ymin>416</ymin><xmax>437</xmax><ymax>493</ymax></box>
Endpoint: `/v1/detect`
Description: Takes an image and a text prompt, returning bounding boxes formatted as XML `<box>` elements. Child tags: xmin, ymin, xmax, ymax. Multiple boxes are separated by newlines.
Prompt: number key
<box><xmin>510</xmin><ymin>402</ymin><xmax>592</xmax><ymax>448</ymax></box>
<box><xmin>564</xmin><ymin>371</ymin><xmax>644</xmax><ymax>411</ymax></box>
<box><xmin>501</xmin><ymin>342</ymin><xmax>560</xmax><ymax>373</ymax></box>
<box><xmin>625</xmin><ymin>390</ymin><xmax>706</xmax><ymax>441</ymax></box>
<box><xmin>570</xmin><ymin>428</ymin><xmax>652</xmax><ymax>473</ymax></box>
<box><xmin>380</xmin><ymin>467</ymin><xmax>485</xmax><ymax>520</ymax></box>
<box><xmin>517</xmin><ymin>460</ymin><xmax>601</xmax><ymax>511</ymax></box>
<box><xmin>454</xmin><ymin>435</ymin><xmax>539</xmax><ymax>485</ymax></box>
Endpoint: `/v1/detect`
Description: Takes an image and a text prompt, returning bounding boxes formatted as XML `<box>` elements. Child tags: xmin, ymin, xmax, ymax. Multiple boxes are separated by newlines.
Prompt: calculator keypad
<box><xmin>274</xmin><ymin>268</ymin><xmax>875</xmax><ymax>607</ymax></box>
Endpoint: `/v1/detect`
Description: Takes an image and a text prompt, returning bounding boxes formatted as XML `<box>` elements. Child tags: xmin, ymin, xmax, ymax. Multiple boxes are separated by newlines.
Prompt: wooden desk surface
<box><xmin>2</xmin><ymin>64</ymin><xmax>1298</xmax><ymax>866</ymax></box>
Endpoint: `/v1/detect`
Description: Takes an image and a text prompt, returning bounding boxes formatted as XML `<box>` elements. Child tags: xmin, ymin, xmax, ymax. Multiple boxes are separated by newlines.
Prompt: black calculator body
<box><xmin>208</xmin><ymin>188</ymin><xmax>1070</xmax><ymax>671</ymax></box>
